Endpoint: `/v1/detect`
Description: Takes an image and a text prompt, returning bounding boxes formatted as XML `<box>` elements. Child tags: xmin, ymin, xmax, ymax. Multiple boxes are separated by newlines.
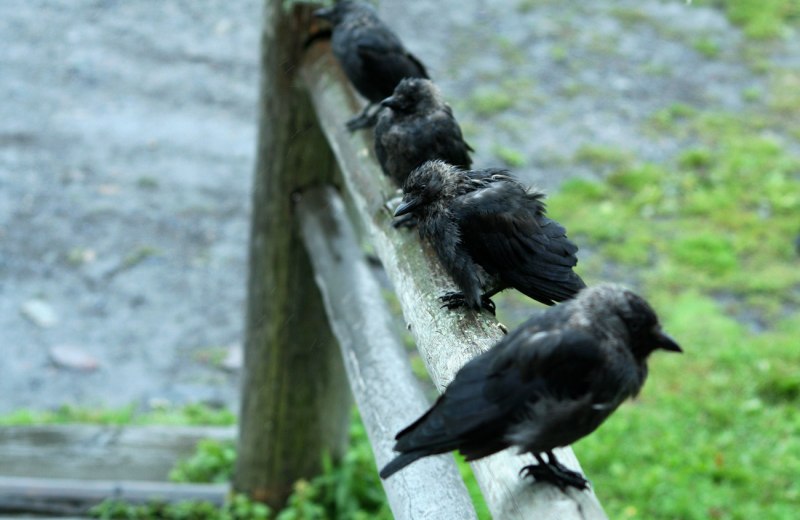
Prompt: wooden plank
<box><xmin>0</xmin><ymin>517</ymin><xmax>90</xmax><ymax>519</ymax></box>
<box><xmin>300</xmin><ymin>44</ymin><xmax>608</xmax><ymax>520</ymax></box>
<box><xmin>0</xmin><ymin>425</ymin><xmax>233</xmax><ymax>481</ymax></box>
<box><xmin>0</xmin><ymin>517</ymin><xmax>91</xmax><ymax>519</ymax></box>
<box><xmin>0</xmin><ymin>476</ymin><xmax>226</xmax><ymax>516</ymax></box>
<box><xmin>234</xmin><ymin>1</ymin><xmax>351</xmax><ymax>509</ymax></box>
<box><xmin>296</xmin><ymin>186</ymin><xmax>478</xmax><ymax>520</ymax></box>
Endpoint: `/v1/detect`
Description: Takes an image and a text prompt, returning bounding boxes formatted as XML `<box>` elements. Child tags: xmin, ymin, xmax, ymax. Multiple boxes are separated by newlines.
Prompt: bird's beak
<box><xmin>313</xmin><ymin>7</ymin><xmax>333</xmax><ymax>21</ymax></box>
<box><xmin>656</xmin><ymin>331</ymin><xmax>682</xmax><ymax>353</ymax></box>
<box><xmin>380</xmin><ymin>96</ymin><xmax>401</xmax><ymax>110</ymax></box>
<box><xmin>394</xmin><ymin>197</ymin><xmax>420</xmax><ymax>217</ymax></box>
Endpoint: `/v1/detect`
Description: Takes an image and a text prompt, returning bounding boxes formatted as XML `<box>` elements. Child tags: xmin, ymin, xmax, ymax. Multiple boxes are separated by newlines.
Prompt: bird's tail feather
<box><xmin>379</xmin><ymin>451</ymin><xmax>426</xmax><ymax>479</ymax></box>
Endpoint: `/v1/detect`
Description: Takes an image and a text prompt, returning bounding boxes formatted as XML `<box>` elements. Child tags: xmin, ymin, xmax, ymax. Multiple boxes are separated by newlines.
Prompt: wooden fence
<box><xmin>234</xmin><ymin>3</ymin><xmax>608</xmax><ymax>519</ymax></box>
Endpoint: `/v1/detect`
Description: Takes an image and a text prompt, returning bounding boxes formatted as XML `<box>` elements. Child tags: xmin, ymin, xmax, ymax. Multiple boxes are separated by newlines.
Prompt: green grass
<box><xmin>516</xmin><ymin>0</ymin><xmax>557</xmax><ymax>13</ymax></box>
<box><xmin>122</xmin><ymin>246</ymin><xmax>161</xmax><ymax>269</ymax></box>
<box><xmin>769</xmin><ymin>69</ymin><xmax>800</xmax><ymax>117</ymax></box>
<box><xmin>573</xmin><ymin>144</ymin><xmax>635</xmax><ymax>172</ymax></box>
<box><xmin>492</xmin><ymin>144</ymin><xmax>527</xmax><ymax>167</ymax></box>
<box><xmin>169</xmin><ymin>439</ymin><xmax>236</xmax><ymax>484</ymax></box>
<box><xmin>455</xmin><ymin>455</ymin><xmax>491</xmax><ymax>518</ymax></box>
<box><xmin>0</xmin><ymin>403</ymin><xmax>236</xmax><ymax>426</ymax></box>
<box><xmin>545</xmin><ymin>109</ymin><xmax>800</xmax><ymax>518</ymax></box>
<box><xmin>649</xmin><ymin>103</ymin><xmax>698</xmax><ymax>132</ymax></box>
<box><xmin>693</xmin><ymin>37</ymin><xmax>722</xmax><ymax>58</ymax></box>
<box><xmin>574</xmin><ymin>295</ymin><xmax>800</xmax><ymax>519</ymax></box>
<box><xmin>468</xmin><ymin>87</ymin><xmax>515</xmax><ymax>117</ymax></box>
<box><xmin>695</xmin><ymin>0</ymin><xmax>799</xmax><ymax>39</ymax></box>
<box><xmin>610</xmin><ymin>7</ymin><xmax>651</xmax><ymax>27</ymax></box>
<box><xmin>91</xmin><ymin>494</ymin><xmax>270</xmax><ymax>520</ymax></box>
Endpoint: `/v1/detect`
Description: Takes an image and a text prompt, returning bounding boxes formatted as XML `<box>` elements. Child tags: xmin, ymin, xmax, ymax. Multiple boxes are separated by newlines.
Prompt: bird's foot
<box><xmin>519</xmin><ymin>462</ymin><xmax>589</xmax><ymax>491</ymax></box>
<box><xmin>439</xmin><ymin>292</ymin><xmax>496</xmax><ymax>315</ymax></box>
<box><xmin>481</xmin><ymin>296</ymin><xmax>497</xmax><ymax>315</ymax></box>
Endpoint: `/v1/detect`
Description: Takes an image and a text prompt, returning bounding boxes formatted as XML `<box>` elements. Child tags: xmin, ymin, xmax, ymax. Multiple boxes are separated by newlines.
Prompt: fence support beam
<box><xmin>300</xmin><ymin>41</ymin><xmax>608</xmax><ymax>520</ymax></box>
<box><xmin>0</xmin><ymin>476</ymin><xmax>227</xmax><ymax>517</ymax></box>
<box><xmin>234</xmin><ymin>3</ymin><xmax>351</xmax><ymax>508</ymax></box>
<box><xmin>296</xmin><ymin>185</ymin><xmax>478</xmax><ymax>520</ymax></box>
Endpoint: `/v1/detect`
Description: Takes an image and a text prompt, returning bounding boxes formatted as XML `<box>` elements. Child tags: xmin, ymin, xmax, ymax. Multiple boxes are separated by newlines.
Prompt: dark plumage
<box><xmin>375</xmin><ymin>78</ymin><xmax>472</xmax><ymax>187</ymax></box>
<box><xmin>314</xmin><ymin>1</ymin><xmax>429</xmax><ymax>131</ymax></box>
<box><xmin>380</xmin><ymin>284</ymin><xmax>682</xmax><ymax>489</ymax></box>
<box><xmin>394</xmin><ymin>160</ymin><xmax>586</xmax><ymax>312</ymax></box>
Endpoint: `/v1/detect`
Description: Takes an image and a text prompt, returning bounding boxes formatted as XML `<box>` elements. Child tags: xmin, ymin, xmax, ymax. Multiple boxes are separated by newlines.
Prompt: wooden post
<box><xmin>234</xmin><ymin>2</ymin><xmax>351</xmax><ymax>508</ymax></box>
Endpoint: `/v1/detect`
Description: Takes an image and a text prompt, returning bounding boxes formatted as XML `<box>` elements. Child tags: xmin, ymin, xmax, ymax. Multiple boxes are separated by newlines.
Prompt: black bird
<box><xmin>314</xmin><ymin>1</ymin><xmax>429</xmax><ymax>131</ymax></box>
<box><xmin>375</xmin><ymin>78</ymin><xmax>472</xmax><ymax>187</ymax></box>
<box><xmin>394</xmin><ymin>160</ymin><xmax>586</xmax><ymax>312</ymax></box>
<box><xmin>380</xmin><ymin>284</ymin><xmax>682</xmax><ymax>490</ymax></box>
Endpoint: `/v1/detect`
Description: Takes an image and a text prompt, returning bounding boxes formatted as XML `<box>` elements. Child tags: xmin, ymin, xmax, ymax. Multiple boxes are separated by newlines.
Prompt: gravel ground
<box><xmin>0</xmin><ymin>0</ymin><xmax>790</xmax><ymax>413</ymax></box>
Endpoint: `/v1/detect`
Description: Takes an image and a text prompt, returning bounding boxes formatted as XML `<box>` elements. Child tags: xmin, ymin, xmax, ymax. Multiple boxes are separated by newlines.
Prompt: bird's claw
<box><xmin>519</xmin><ymin>463</ymin><xmax>589</xmax><ymax>491</ymax></box>
<box><xmin>439</xmin><ymin>292</ymin><xmax>468</xmax><ymax>310</ymax></box>
<box><xmin>439</xmin><ymin>292</ymin><xmax>496</xmax><ymax>315</ymax></box>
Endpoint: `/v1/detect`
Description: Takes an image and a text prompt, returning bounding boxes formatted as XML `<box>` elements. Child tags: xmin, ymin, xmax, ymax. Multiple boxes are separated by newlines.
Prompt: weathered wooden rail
<box><xmin>235</xmin><ymin>2</ymin><xmax>608</xmax><ymax>519</ymax></box>
<box><xmin>0</xmin><ymin>425</ymin><xmax>231</xmax><ymax>515</ymax></box>
<box><xmin>0</xmin><ymin>425</ymin><xmax>233</xmax><ymax>482</ymax></box>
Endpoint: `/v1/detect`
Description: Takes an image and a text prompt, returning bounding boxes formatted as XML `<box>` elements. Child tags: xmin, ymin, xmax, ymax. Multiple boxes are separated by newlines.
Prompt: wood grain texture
<box><xmin>299</xmin><ymin>42</ymin><xmax>608</xmax><ymax>520</ymax></box>
<box><xmin>296</xmin><ymin>186</ymin><xmax>477</xmax><ymax>520</ymax></box>
<box><xmin>234</xmin><ymin>3</ymin><xmax>351</xmax><ymax>507</ymax></box>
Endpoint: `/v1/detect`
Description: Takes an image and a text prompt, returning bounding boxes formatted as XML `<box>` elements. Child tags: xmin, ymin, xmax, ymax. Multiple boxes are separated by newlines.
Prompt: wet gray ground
<box><xmin>0</xmin><ymin>1</ymin><xmax>791</xmax><ymax>413</ymax></box>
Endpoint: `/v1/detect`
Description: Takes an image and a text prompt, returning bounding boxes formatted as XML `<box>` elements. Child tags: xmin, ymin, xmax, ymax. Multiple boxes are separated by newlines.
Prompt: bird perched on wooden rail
<box><xmin>313</xmin><ymin>1</ymin><xmax>429</xmax><ymax>131</ymax></box>
<box><xmin>394</xmin><ymin>160</ymin><xmax>586</xmax><ymax>313</ymax></box>
<box><xmin>375</xmin><ymin>78</ymin><xmax>472</xmax><ymax>187</ymax></box>
<box><xmin>380</xmin><ymin>284</ymin><xmax>682</xmax><ymax>490</ymax></box>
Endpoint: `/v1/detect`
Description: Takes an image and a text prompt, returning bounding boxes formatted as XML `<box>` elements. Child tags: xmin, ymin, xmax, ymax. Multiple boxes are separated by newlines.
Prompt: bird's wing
<box><xmin>373</xmin><ymin>118</ymin><xmax>390</xmax><ymax>173</ymax></box>
<box><xmin>452</xmin><ymin>182</ymin><xmax>585</xmax><ymax>304</ymax></box>
<box><xmin>393</xmin><ymin>328</ymin><xmax>603</xmax><ymax>460</ymax></box>
<box><xmin>356</xmin><ymin>33</ymin><xmax>429</xmax><ymax>86</ymax></box>
<box><xmin>487</xmin><ymin>328</ymin><xmax>602</xmax><ymax>399</ymax></box>
<box><xmin>428</xmin><ymin>109</ymin><xmax>473</xmax><ymax>169</ymax></box>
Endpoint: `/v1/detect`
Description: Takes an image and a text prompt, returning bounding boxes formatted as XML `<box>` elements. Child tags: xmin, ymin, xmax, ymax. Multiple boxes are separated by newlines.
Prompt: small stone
<box><xmin>48</xmin><ymin>345</ymin><xmax>99</xmax><ymax>371</ymax></box>
<box><xmin>21</xmin><ymin>299</ymin><xmax>59</xmax><ymax>328</ymax></box>
<box><xmin>222</xmin><ymin>343</ymin><xmax>243</xmax><ymax>372</ymax></box>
